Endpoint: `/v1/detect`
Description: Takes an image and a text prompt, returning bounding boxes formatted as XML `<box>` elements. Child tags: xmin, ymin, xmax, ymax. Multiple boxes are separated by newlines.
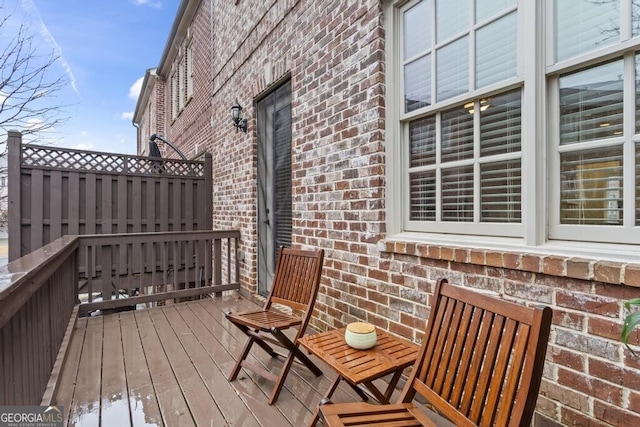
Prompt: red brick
<box><xmin>558</xmin><ymin>367</ymin><xmax>623</xmax><ymax>405</ymax></box>
<box><xmin>453</xmin><ymin>247</ymin><xmax>469</xmax><ymax>263</ymax></box>
<box><xmin>503</xmin><ymin>252</ymin><xmax>520</xmax><ymax>270</ymax></box>
<box><xmin>594</xmin><ymin>261</ymin><xmax>622</xmax><ymax>284</ymax></box>
<box><xmin>388</xmin><ymin>321</ymin><xmax>412</xmax><ymax>340</ymax></box>
<box><xmin>624</xmin><ymin>264</ymin><xmax>640</xmax><ymax>288</ymax></box>
<box><xmin>566</xmin><ymin>258</ymin><xmax>592</xmax><ymax>280</ymax></box>
<box><xmin>630</xmin><ymin>390</ymin><xmax>640</xmax><ymax>414</ymax></box>
<box><xmin>469</xmin><ymin>249</ymin><xmax>485</xmax><ymax>265</ymax></box>
<box><xmin>485</xmin><ymin>251</ymin><xmax>503</xmax><ymax>268</ymax></box>
<box><xmin>440</xmin><ymin>246</ymin><xmax>454</xmax><ymax>261</ymax></box>
<box><xmin>556</xmin><ymin>290</ymin><xmax>619</xmax><ymax>318</ymax></box>
<box><xmin>594</xmin><ymin>400</ymin><xmax>640</xmax><ymax>426</ymax></box>
<box><xmin>533</xmin><ymin>396</ymin><xmax>560</xmax><ymax>424</ymax></box>
<box><xmin>416</xmin><ymin>244</ymin><xmax>429</xmax><ymax>258</ymax></box>
<box><xmin>450</xmin><ymin>261</ymin><xmax>486</xmax><ymax>275</ymax></box>
<box><xmin>426</xmin><ymin>245</ymin><xmax>440</xmax><ymax>259</ymax></box>
<box><xmin>561</xmin><ymin>407</ymin><xmax>610</xmax><ymax>427</ymax></box>
<box><xmin>539</xmin><ymin>380</ymin><xmax>589</xmax><ymax>412</ymax></box>
<box><xmin>595</xmin><ymin>282</ymin><xmax>640</xmax><ymax>300</ymax></box>
<box><xmin>522</xmin><ymin>254</ymin><xmax>542</xmax><ymax>272</ymax></box>
<box><xmin>543</xmin><ymin>256</ymin><xmax>567</xmax><ymax>277</ymax></box>
<box><xmin>589</xmin><ymin>358</ymin><xmax>640</xmax><ymax>388</ymax></box>
<box><xmin>547</xmin><ymin>345</ymin><xmax>585</xmax><ymax>371</ymax></box>
<box><xmin>400</xmin><ymin>312</ymin><xmax>424</xmax><ymax>330</ymax></box>
<box><xmin>587</xmin><ymin>316</ymin><xmax>622</xmax><ymax>340</ymax></box>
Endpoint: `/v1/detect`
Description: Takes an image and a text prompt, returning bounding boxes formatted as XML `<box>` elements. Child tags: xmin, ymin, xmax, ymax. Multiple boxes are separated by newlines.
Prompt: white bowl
<box><xmin>345</xmin><ymin>322</ymin><xmax>377</xmax><ymax>350</ymax></box>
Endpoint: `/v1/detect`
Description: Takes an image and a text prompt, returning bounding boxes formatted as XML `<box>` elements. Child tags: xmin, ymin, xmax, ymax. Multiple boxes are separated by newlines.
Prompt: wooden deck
<box><xmin>52</xmin><ymin>293</ymin><xmax>396</xmax><ymax>426</ymax></box>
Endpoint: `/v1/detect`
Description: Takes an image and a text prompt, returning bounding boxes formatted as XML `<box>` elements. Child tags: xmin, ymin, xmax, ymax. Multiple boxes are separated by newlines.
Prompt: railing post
<box><xmin>8</xmin><ymin>130</ymin><xmax>22</xmax><ymax>262</ymax></box>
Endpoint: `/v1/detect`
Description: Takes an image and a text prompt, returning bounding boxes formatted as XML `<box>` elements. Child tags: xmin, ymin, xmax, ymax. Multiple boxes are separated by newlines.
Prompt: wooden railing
<box><xmin>77</xmin><ymin>230</ymin><xmax>241</xmax><ymax>315</ymax></box>
<box><xmin>0</xmin><ymin>230</ymin><xmax>241</xmax><ymax>405</ymax></box>
<box><xmin>0</xmin><ymin>236</ymin><xmax>79</xmax><ymax>406</ymax></box>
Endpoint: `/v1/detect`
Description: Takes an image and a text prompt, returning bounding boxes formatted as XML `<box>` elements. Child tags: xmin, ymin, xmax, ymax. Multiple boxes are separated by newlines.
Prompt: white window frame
<box><xmin>547</xmin><ymin>2</ymin><xmax>640</xmax><ymax>245</ymax></box>
<box><xmin>187</xmin><ymin>40</ymin><xmax>194</xmax><ymax>100</ymax></box>
<box><xmin>392</xmin><ymin>0</ymin><xmax>527</xmax><ymax>239</ymax></box>
<box><xmin>386</xmin><ymin>0</ymin><xmax>640</xmax><ymax>256</ymax></box>
<box><xmin>171</xmin><ymin>71</ymin><xmax>178</xmax><ymax>120</ymax></box>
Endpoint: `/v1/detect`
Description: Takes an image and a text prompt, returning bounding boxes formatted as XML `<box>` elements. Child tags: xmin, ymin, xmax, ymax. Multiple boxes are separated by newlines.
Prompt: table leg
<box><xmin>347</xmin><ymin>381</ymin><xmax>370</xmax><ymax>402</ymax></box>
<box><xmin>361</xmin><ymin>369</ymin><xmax>405</xmax><ymax>404</ymax></box>
<box><xmin>308</xmin><ymin>375</ymin><xmax>342</xmax><ymax>427</ymax></box>
<box><xmin>361</xmin><ymin>380</ymin><xmax>389</xmax><ymax>404</ymax></box>
<box><xmin>384</xmin><ymin>370</ymin><xmax>404</xmax><ymax>402</ymax></box>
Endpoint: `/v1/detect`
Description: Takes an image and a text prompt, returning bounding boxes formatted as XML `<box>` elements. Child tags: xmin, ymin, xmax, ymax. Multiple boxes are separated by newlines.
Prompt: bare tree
<box><xmin>0</xmin><ymin>5</ymin><xmax>70</xmax><ymax>152</ymax></box>
<box><xmin>0</xmin><ymin>4</ymin><xmax>71</xmax><ymax>227</ymax></box>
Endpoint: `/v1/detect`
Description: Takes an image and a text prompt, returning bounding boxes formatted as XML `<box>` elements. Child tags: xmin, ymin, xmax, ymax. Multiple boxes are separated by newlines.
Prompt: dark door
<box><xmin>257</xmin><ymin>81</ymin><xmax>292</xmax><ymax>296</ymax></box>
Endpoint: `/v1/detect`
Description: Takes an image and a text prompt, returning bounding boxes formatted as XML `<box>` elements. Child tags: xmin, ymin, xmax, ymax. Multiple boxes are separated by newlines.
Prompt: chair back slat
<box><xmin>400</xmin><ymin>278</ymin><xmax>552</xmax><ymax>427</ymax></box>
<box><xmin>268</xmin><ymin>247</ymin><xmax>324</xmax><ymax>309</ymax></box>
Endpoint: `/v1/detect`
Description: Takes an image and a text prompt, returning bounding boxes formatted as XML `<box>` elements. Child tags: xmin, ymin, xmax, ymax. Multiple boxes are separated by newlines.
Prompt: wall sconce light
<box><xmin>231</xmin><ymin>99</ymin><xmax>248</xmax><ymax>133</ymax></box>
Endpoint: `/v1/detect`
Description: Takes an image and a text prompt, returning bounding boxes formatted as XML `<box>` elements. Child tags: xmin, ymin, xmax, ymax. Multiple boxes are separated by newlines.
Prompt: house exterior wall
<box><xmin>137</xmin><ymin>0</ymin><xmax>640</xmax><ymax>425</ymax></box>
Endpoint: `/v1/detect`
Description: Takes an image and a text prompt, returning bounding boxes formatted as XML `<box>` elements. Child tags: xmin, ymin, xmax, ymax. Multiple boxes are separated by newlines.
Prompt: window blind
<box><xmin>409</xmin><ymin>116</ymin><xmax>436</xmax><ymax>168</ymax></box>
<box><xmin>480</xmin><ymin>89</ymin><xmax>521</xmax><ymax>157</ymax></box>
<box><xmin>559</xmin><ymin>61</ymin><xmax>623</xmax><ymax>145</ymax></box>
<box><xmin>481</xmin><ymin>160</ymin><xmax>521</xmax><ymax>223</ymax></box>
<box><xmin>441</xmin><ymin>106</ymin><xmax>474</xmax><ymax>163</ymax></box>
<box><xmin>442</xmin><ymin>166</ymin><xmax>474</xmax><ymax>221</ymax></box>
<box><xmin>560</xmin><ymin>147</ymin><xmax>623</xmax><ymax>225</ymax></box>
<box><xmin>410</xmin><ymin>171</ymin><xmax>436</xmax><ymax>220</ymax></box>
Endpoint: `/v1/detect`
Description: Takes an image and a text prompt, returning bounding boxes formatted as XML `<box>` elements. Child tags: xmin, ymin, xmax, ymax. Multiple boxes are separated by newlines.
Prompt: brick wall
<box><xmin>148</xmin><ymin>0</ymin><xmax>640</xmax><ymax>425</ymax></box>
<box><xmin>161</xmin><ymin>0</ymin><xmax>212</xmax><ymax>159</ymax></box>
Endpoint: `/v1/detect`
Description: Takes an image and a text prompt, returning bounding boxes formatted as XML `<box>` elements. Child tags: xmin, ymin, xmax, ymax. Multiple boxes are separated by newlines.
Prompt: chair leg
<box><xmin>229</xmin><ymin>334</ymin><xmax>255</xmax><ymax>381</ymax></box>
<box><xmin>271</xmin><ymin>328</ymin><xmax>323</xmax><ymax>377</ymax></box>
<box><xmin>268</xmin><ymin>351</ymin><xmax>296</xmax><ymax>405</ymax></box>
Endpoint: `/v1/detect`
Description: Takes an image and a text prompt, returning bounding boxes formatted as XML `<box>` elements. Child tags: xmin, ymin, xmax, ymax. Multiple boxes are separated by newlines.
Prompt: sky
<box><xmin>3</xmin><ymin>0</ymin><xmax>180</xmax><ymax>154</ymax></box>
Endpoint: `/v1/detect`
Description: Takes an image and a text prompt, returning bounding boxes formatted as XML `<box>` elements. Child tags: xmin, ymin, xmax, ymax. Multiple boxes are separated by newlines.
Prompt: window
<box><xmin>548</xmin><ymin>1</ymin><xmax>640</xmax><ymax>245</ymax></box>
<box><xmin>389</xmin><ymin>0</ymin><xmax>640</xmax><ymax>249</ymax></box>
<box><xmin>171</xmin><ymin>71</ymin><xmax>178</xmax><ymax>120</ymax></box>
<box><xmin>400</xmin><ymin>0</ymin><xmax>520</xmax><ymax>236</ymax></box>
<box><xmin>187</xmin><ymin>41</ymin><xmax>194</xmax><ymax>99</ymax></box>
<box><xmin>178</xmin><ymin>56</ymin><xmax>185</xmax><ymax>111</ymax></box>
<box><xmin>171</xmin><ymin>36</ymin><xmax>194</xmax><ymax>119</ymax></box>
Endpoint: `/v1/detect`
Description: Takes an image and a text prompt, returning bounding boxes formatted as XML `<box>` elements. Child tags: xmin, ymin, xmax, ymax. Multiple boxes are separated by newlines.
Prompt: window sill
<box><xmin>382</xmin><ymin>232</ymin><xmax>640</xmax><ymax>288</ymax></box>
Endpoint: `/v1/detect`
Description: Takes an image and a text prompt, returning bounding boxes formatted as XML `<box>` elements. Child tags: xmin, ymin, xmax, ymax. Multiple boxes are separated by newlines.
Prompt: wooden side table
<box><xmin>298</xmin><ymin>327</ymin><xmax>419</xmax><ymax>427</ymax></box>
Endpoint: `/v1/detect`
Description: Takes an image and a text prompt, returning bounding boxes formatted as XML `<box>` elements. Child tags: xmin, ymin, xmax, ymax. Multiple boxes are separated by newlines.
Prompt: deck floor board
<box><xmin>55</xmin><ymin>317</ymin><xmax>87</xmax><ymax>427</ymax></box>
<box><xmin>119</xmin><ymin>311</ymin><xmax>163</xmax><ymax>426</ymax></box>
<box><xmin>68</xmin><ymin>315</ymin><xmax>103</xmax><ymax>427</ymax></box>
<box><xmin>53</xmin><ymin>293</ymin><xmax>402</xmax><ymax>426</ymax></box>
<box><xmin>100</xmin><ymin>314</ymin><xmax>131</xmax><ymax>426</ymax></box>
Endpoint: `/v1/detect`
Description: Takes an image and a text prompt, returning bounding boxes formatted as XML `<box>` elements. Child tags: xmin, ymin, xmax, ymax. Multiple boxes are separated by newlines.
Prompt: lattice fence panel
<box><xmin>21</xmin><ymin>145</ymin><xmax>204</xmax><ymax>177</ymax></box>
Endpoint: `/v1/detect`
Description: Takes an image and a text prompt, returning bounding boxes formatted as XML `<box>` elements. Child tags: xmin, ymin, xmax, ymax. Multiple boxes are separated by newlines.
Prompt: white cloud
<box><xmin>121</xmin><ymin>112</ymin><xmax>134</xmax><ymax>120</ymax></box>
<box><xmin>131</xmin><ymin>0</ymin><xmax>162</xmax><ymax>8</ymax></box>
<box><xmin>129</xmin><ymin>77</ymin><xmax>144</xmax><ymax>100</ymax></box>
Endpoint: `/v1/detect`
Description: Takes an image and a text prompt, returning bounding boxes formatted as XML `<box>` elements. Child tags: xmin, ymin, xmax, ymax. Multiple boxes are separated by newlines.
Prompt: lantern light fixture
<box><xmin>231</xmin><ymin>99</ymin><xmax>248</xmax><ymax>133</ymax></box>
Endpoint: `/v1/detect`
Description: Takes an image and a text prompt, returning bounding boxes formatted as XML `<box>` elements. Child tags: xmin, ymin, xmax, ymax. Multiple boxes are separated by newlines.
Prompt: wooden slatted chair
<box><xmin>226</xmin><ymin>247</ymin><xmax>325</xmax><ymax>404</ymax></box>
<box><xmin>320</xmin><ymin>278</ymin><xmax>553</xmax><ymax>427</ymax></box>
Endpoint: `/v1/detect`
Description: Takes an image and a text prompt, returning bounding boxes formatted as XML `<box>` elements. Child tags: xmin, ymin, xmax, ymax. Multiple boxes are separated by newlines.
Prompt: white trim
<box><xmin>385</xmin><ymin>0</ymin><xmax>404</xmax><ymax>236</ymax></box>
<box><xmin>385</xmin><ymin>231</ymin><xmax>640</xmax><ymax>263</ymax></box>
